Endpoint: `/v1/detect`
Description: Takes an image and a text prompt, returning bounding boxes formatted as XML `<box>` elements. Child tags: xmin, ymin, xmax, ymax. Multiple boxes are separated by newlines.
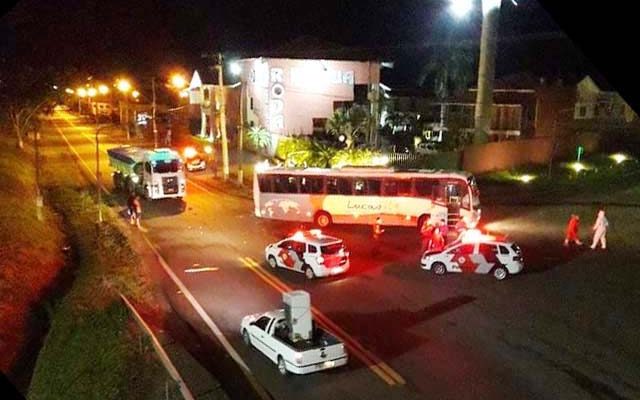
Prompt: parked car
<box><xmin>264</xmin><ymin>230</ymin><xmax>349</xmax><ymax>279</ymax></box>
<box><xmin>420</xmin><ymin>230</ymin><xmax>523</xmax><ymax>281</ymax></box>
<box><xmin>241</xmin><ymin>309</ymin><xmax>348</xmax><ymax>375</ymax></box>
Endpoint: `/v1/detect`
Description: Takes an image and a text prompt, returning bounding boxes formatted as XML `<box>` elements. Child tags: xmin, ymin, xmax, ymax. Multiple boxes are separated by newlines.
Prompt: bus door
<box><xmin>443</xmin><ymin>180</ymin><xmax>463</xmax><ymax>227</ymax></box>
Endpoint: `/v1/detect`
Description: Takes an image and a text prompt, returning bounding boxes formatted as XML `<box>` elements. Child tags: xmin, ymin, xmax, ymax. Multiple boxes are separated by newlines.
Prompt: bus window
<box><xmin>337</xmin><ymin>178</ymin><xmax>352</xmax><ymax>195</ymax></box>
<box><xmin>327</xmin><ymin>177</ymin><xmax>339</xmax><ymax>194</ymax></box>
<box><xmin>274</xmin><ymin>175</ymin><xmax>297</xmax><ymax>193</ymax></box>
<box><xmin>382</xmin><ymin>179</ymin><xmax>398</xmax><ymax>196</ymax></box>
<box><xmin>258</xmin><ymin>175</ymin><xmax>273</xmax><ymax>192</ymax></box>
<box><xmin>368</xmin><ymin>179</ymin><xmax>381</xmax><ymax>195</ymax></box>
<box><xmin>354</xmin><ymin>178</ymin><xmax>367</xmax><ymax>195</ymax></box>
<box><xmin>414</xmin><ymin>178</ymin><xmax>436</xmax><ymax>197</ymax></box>
<box><xmin>397</xmin><ymin>180</ymin><xmax>412</xmax><ymax>196</ymax></box>
<box><xmin>285</xmin><ymin>176</ymin><xmax>298</xmax><ymax>193</ymax></box>
<box><xmin>300</xmin><ymin>176</ymin><xmax>324</xmax><ymax>194</ymax></box>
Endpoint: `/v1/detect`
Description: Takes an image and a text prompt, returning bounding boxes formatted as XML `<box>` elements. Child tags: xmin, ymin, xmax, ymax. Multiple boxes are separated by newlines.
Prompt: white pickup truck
<box><xmin>240</xmin><ymin>309</ymin><xmax>348</xmax><ymax>375</ymax></box>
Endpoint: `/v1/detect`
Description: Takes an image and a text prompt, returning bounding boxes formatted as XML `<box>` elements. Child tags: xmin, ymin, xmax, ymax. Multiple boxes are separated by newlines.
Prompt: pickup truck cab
<box><xmin>241</xmin><ymin>310</ymin><xmax>348</xmax><ymax>375</ymax></box>
<box><xmin>265</xmin><ymin>230</ymin><xmax>350</xmax><ymax>279</ymax></box>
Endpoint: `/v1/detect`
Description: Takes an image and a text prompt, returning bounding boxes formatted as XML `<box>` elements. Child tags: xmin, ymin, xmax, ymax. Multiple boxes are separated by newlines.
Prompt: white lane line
<box><xmin>119</xmin><ymin>293</ymin><xmax>196</xmax><ymax>400</ymax></box>
<box><xmin>140</xmin><ymin>234</ymin><xmax>271</xmax><ymax>400</ymax></box>
<box><xmin>184</xmin><ymin>266</ymin><xmax>220</xmax><ymax>273</ymax></box>
<box><xmin>53</xmin><ymin>116</ymin><xmax>271</xmax><ymax>400</ymax></box>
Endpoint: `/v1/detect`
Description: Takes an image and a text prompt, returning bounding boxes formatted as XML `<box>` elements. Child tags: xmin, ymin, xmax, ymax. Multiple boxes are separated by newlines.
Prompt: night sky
<box><xmin>0</xmin><ymin>0</ymin><xmax>619</xmax><ymax>91</ymax></box>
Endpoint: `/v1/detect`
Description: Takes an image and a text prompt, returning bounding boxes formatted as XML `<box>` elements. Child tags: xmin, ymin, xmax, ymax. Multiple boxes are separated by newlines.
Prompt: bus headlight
<box><xmin>130</xmin><ymin>174</ymin><xmax>140</xmax><ymax>183</ymax></box>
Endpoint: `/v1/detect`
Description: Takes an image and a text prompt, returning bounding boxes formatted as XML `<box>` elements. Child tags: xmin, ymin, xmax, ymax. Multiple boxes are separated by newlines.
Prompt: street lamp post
<box><xmin>473</xmin><ymin>0</ymin><xmax>502</xmax><ymax>144</ymax></box>
<box><xmin>230</xmin><ymin>61</ymin><xmax>244</xmax><ymax>186</ymax></box>
<box><xmin>95</xmin><ymin>115</ymin><xmax>103</xmax><ymax>223</ymax></box>
<box><xmin>215</xmin><ymin>53</ymin><xmax>230</xmax><ymax>181</ymax></box>
<box><xmin>35</xmin><ymin>129</ymin><xmax>43</xmax><ymax>221</ymax></box>
<box><xmin>152</xmin><ymin>77</ymin><xmax>158</xmax><ymax>149</ymax></box>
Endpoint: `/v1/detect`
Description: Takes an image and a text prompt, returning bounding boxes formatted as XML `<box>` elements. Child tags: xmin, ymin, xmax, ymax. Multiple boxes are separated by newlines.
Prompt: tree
<box><xmin>247</xmin><ymin>126</ymin><xmax>272</xmax><ymax>152</ymax></box>
<box><xmin>325</xmin><ymin>105</ymin><xmax>370</xmax><ymax>149</ymax></box>
<box><xmin>418</xmin><ymin>42</ymin><xmax>474</xmax><ymax>130</ymax></box>
<box><xmin>380</xmin><ymin>111</ymin><xmax>419</xmax><ymax>150</ymax></box>
<box><xmin>307</xmin><ymin>141</ymin><xmax>337</xmax><ymax>168</ymax></box>
<box><xmin>0</xmin><ymin>62</ymin><xmax>56</xmax><ymax>149</ymax></box>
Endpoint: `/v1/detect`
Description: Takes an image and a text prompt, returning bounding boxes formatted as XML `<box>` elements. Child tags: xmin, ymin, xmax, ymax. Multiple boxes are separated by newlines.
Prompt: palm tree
<box><xmin>418</xmin><ymin>42</ymin><xmax>474</xmax><ymax>131</ymax></box>
<box><xmin>247</xmin><ymin>126</ymin><xmax>272</xmax><ymax>152</ymax></box>
<box><xmin>307</xmin><ymin>141</ymin><xmax>337</xmax><ymax>168</ymax></box>
<box><xmin>325</xmin><ymin>105</ymin><xmax>370</xmax><ymax>149</ymax></box>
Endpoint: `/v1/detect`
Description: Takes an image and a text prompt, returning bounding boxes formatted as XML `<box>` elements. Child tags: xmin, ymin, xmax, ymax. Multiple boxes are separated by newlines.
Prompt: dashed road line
<box><xmin>239</xmin><ymin>256</ymin><xmax>406</xmax><ymax>386</ymax></box>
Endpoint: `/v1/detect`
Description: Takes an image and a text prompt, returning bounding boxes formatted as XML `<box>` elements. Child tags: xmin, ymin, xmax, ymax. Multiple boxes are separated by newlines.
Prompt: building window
<box><xmin>579</xmin><ymin>106</ymin><xmax>587</xmax><ymax>117</ymax></box>
<box><xmin>250</xmin><ymin>97</ymin><xmax>254</xmax><ymax>110</ymax></box>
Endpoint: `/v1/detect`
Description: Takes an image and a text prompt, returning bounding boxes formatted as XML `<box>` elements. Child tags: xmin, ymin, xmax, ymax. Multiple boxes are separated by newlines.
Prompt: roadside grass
<box><xmin>27</xmin><ymin>186</ymin><xmax>179</xmax><ymax>400</ymax></box>
<box><xmin>0</xmin><ymin>138</ymin><xmax>66</xmax><ymax>384</ymax></box>
<box><xmin>8</xmin><ymin>127</ymin><xmax>183</xmax><ymax>399</ymax></box>
<box><xmin>478</xmin><ymin>153</ymin><xmax>640</xmax><ymax>204</ymax></box>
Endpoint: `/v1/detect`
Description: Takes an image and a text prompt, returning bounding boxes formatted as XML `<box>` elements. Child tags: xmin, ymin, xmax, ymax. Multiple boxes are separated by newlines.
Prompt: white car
<box><xmin>420</xmin><ymin>231</ymin><xmax>524</xmax><ymax>281</ymax></box>
<box><xmin>241</xmin><ymin>310</ymin><xmax>348</xmax><ymax>375</ymax></box>
<box><xmin>265</xmin><ymin>230</ymin><xmax>350</xmax><ymax>279</ymax></box>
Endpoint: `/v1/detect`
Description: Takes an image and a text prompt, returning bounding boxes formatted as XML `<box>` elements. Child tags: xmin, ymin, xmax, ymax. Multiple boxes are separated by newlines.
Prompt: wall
<box><xmin>461</xmin><ymin>133</ymin><xmax>599</xmax><ymax>174</ymax></box>
<box><xmin>239</xmin><ymin>58</ymin><xmax>380</xmax><ymax>136</ymax></box>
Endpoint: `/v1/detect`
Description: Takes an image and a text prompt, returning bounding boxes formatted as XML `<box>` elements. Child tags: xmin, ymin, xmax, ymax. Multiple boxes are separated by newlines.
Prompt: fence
<box><xmin>385</xmin><ymin>151</ymin><xmax>461</xmax><ymax>170</ymax></box>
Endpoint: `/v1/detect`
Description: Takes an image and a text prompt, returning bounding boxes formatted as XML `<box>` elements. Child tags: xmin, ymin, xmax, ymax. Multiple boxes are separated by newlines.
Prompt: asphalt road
<box><xmin>43</xmin><ymin>111</ymin><xmax>640</xmax><ymax>400</ymax></box>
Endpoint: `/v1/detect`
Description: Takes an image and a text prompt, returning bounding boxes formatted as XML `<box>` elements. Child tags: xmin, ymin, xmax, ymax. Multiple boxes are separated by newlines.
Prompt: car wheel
<box><xmin>432</xmin><ymin>262</ymin><xmax>446</xmax><ymax>276</ymax></box>
<box><xmin>304</xmin><ymin>266</ymin><xmax>315</xmax><ymax>280</ymax></box>
<box><xmin>242</xmin><ymin>330</ymin><xmax>251</xmax><ymax>347</ymax></box>
<box><xmin>493</xmin><ymin>266</ymin><xmax>508</xmax><ymax>281</ymax></box>
<box><xmin>268</xmin><ymin>256</ymin><xmax>278</xmax><ymax>269</ymax></box>
<box><xmin>277</xmin><ymin>356</ymin><xmax>288</xmax><ymax>376</ymax></box>
<box><xmin>314</xmin><ymin>211</ymin><xmax>332</xmax><ymax>228</ymax></box>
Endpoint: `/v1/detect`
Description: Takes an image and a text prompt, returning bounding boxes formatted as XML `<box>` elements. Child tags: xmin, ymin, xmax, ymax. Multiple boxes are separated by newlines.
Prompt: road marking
<box><xmin>184</xmin><ymin>266</ymin><xmax>219</xmax><ymax>273</ymax></box>
<box><xmin>238</xmin><ymin>256</ymin><xmax>406</xmax><ymax>386</ymax></box>
<box><xmin>52</xmin><ymin>120</ymin><xmax>111</xmax><ymax>195</ymax></box>
<box><xmin>52</xmin><ymin>116</ymin><xmax>272</xmax><ymax>400</ymax></box>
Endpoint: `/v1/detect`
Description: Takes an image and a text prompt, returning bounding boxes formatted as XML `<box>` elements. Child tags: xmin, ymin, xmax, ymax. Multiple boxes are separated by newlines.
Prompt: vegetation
<box><xmin>0</xmin><ymin>138</ymin><xmax>65</xmax><ymax>386</ymax></box>
<box><xmin>246</xmin><ymin>126</ymin><xmax>272</xmax><ymax>153</ymax></box>
<box><xmin>325</xmin><ymin>105</ymin><xmax>370</xmax><ymax>149</ymax></box>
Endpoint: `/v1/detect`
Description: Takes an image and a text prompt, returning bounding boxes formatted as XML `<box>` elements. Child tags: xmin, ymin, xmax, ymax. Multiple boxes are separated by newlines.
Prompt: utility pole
<box><xmin>35</xmin><ymin>129</ymin><xmax>43</xmax><ymax>221</ymax></box>
<box><xmin>237</xmin><ymin>83</ymin><xmax>244</xmax><ymax>186</ymax></box>
<box><xmin>152</xmin><ymin>77</ymin><xmax>158</xmax><ymax>149</ymax></box>
<box><xmin>473</xmin><ymin>0</ymin><xmax>501</xmax><ymax>144</ymax></box>
<box><xmin>216</xmin><ymin>53</ymin><xmax>230</xmax><ymax>181</ymax></box>
<box><xmin>95</xmin><ymin>116</ymin><xmax>103</xmax><ymax>223</ymax></box>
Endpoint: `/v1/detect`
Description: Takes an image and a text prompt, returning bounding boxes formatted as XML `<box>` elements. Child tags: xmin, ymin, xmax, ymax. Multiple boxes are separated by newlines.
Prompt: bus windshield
<box><xmin>153</xmin><ymin>160</ymin><xmax>182</xmax><ymax>173</ymax></box>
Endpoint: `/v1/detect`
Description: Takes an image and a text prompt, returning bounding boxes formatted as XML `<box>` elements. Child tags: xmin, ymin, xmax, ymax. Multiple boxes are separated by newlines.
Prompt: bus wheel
<box><xmin>417</xmin><ymin>214</ymin><xmax>431</xmax><ymax>232</ymax></box>
<box><xmin>314</xmin><ymin>211</ymin><xmax>332</xmax><ymax>228</ymax></box>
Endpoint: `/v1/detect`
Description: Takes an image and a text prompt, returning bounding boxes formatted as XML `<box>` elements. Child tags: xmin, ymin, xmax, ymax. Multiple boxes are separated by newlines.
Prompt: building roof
<box><xmin>247</xmin><ymin>35</ymin><xmax>385</xmax><ymax>62</ymax></box>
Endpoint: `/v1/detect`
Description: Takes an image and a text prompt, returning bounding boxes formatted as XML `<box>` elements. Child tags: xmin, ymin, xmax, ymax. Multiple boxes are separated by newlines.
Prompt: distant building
<box><xmin>573</xmin><ymin>75</ymin><xmax>637</xmax><ymax>124</ymax></box>
<box><xmin>235</xmin><ymin>57</ymin><xmax>381</xmax><ymax>137</ymax></box>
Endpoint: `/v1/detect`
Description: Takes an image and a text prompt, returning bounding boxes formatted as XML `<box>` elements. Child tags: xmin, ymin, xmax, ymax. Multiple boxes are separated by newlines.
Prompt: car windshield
<box><xmin>153</xmin><ymin>159</ymin><xmax>182</xmax><ymax>173</ymax></box>
<box><xmin>321</xmin><ymin>242</ymin><xmax>344</xmax><ymax>255</ymax></box>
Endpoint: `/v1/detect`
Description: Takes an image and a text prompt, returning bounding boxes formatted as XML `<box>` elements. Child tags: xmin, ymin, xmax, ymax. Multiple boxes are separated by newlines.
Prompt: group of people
<box><xmin>563</xmin><ymin>208</ymin><xmax>609</xmax><ymax>250</ymax></box>
<box><xmin>420</xmin><ymin>219</ymin><xmax>450</xmax><ymax>253</ymax></box>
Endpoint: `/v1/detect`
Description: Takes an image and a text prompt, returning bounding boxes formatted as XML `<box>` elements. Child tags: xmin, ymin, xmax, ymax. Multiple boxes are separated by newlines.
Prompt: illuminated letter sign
<box><xmin>269</xmin><ymin>68</ymin><xmax>285</xmax><ymax>133</ymax></box>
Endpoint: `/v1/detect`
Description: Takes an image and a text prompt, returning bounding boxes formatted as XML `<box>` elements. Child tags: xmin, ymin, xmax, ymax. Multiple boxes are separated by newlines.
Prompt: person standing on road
<box><xmin>429</xmin><ymin>226</ymin><xmax>445</xmax><ymax>252</ymax></box>
<box><xmin>563</xmin><ymin>214</ymin><xmax>583</xmax><ymax>247</ymax></box>
<box><xmin>590</xmin><ymin>208</ymin><xmax>608</xmax><ymax>250</ymax></box>
<box><xmin>132</xmin><ymin>195</ymin><xmax>143</xmax><ymax>229</ymax></box>
<box><xmin>372</xmin><ymin>217</ymin><xmax>384</xmax><ymax>255</ymax></box>
<box><xmin>127</xmin><ymin>193</ymin><xmax>136</xmax><ymax>225</ymax></box>
<box><xmin>420</xmin><ymin>221</ymin><xmax>435</xmax><ymax>253</ymax></box>
<box><xmin>439</xmin><ymin>219</ymin><xmax>449</xmax><ymax>244</ymax></box>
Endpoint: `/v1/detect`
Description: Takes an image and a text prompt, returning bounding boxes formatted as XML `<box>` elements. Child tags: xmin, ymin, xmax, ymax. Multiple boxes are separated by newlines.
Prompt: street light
<box><xmin>448</xmin><ymin>0</ymin><xmax>504</xmax><ymax>144</ymax></box>
<box><xmin>170</xmin><ymin>73</ymin><xmax>187</xmax><ymax>90</ymax></box>
<box><xmin>116</xmin><ymin>79</ymin><xmax>133</xmax><ymax>140</ymax></box>
<box><xmin>449</xmin><ymin>0</ymin><xmax>473</xmax><ymax>19</ymax></box>
<box><xmin>98</xmin><ymin>84</ymin><xmax>109</xmax><ymax>95</ymax></box>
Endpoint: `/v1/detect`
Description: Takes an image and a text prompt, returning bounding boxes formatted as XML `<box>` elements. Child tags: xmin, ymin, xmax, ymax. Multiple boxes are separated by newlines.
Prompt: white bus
<box><xmin>253</xmin><ymin>165</ymin><xmax>480</xmax><ymax>230</ymax></box>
